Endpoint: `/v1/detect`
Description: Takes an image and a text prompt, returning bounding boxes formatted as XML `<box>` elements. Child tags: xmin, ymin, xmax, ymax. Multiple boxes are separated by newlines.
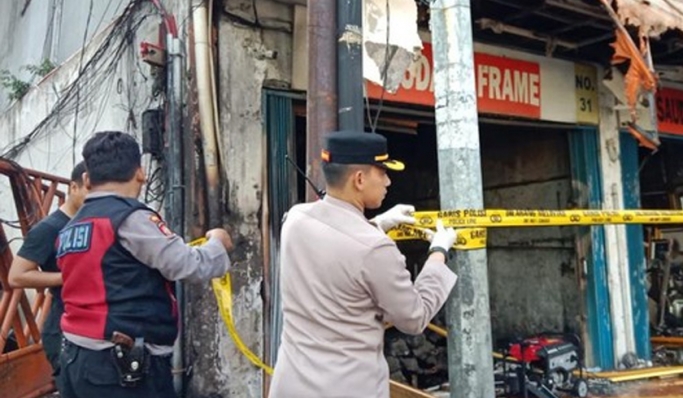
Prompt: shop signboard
<box><xmin>363</xmin><ymin>42</ymin><xmax>600</xmax><ymax>125</ymax></box>
<box><xmin>291</xmin><ymin>12</ymin><xmax>601</xmax><ymax>125</ymax></box>
<box><xmin>657</xmin><ymin>87</ymin><xmax>683</xmax><ymax>136</ymax></box>
<box><xmin>366</xmin><ymin>44</ymin><xmax>542</xmax><ymax>119</ymax></box>
<box><xmin>574</xmin><ymin>63</ymin><xmax>599</xmax><ymax>125</ymax></box>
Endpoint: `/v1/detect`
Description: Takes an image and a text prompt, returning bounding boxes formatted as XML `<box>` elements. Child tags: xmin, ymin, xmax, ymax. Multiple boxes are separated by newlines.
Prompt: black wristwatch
<box><xmin>428</xmin><ymin>246</ymin><xmax>449</xmax><ymax>257</ymax></box>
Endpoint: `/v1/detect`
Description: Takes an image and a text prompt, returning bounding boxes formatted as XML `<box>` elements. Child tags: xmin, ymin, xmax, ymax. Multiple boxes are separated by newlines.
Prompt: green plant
<box><xmin>24</xmin><ymin>58</ymin><xmax>56</xmax><ymax>77</ymax></box>
<box><xmin>1</xmin><ymin>58</ymin><xmax>57</xmax><ymax>101</ymax></box>
<box><xmin>0</xmin><ymin>70</ymin><xmax>30</xmax><ymax>101</ymax></box>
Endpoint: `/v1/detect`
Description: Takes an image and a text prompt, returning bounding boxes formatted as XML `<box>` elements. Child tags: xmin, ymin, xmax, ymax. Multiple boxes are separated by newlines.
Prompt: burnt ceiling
<box><xmin>416</xmin><ymin>0</ymin><xmax>683</xmax><ymax>70</ymax></box>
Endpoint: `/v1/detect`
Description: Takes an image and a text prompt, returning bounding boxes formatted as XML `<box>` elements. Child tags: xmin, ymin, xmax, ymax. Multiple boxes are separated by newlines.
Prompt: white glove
<box><xmin>427</xmin><ymin>220</ymin><xmax>456</xmax><ymax>253</ymax></box>
<box><xmin>371</xmin><ymin>204</ymin><xmax>415</xmax><ymax>232</ymax></box>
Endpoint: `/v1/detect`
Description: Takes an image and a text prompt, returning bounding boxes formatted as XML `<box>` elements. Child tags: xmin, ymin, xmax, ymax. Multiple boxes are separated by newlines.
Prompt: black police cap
<box><xmin>321</xmin><ymin>130</ymin><xmax>404</xmax><ymax>171</ymax></box>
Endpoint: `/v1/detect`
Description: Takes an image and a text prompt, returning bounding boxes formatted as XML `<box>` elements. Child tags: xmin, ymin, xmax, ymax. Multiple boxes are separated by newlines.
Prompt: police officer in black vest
<box><xmin>57</xmin><ymin>131</ymin><xmax>233</xmax><ymax>398</ymax></box>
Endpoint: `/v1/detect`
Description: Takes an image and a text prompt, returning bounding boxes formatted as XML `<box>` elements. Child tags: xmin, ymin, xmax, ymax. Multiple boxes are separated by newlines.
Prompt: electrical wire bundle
<box><xmin>0</xmin><ymin>0</ymin><xmax>151</xmax><ymax>160</ymax></box>
<box><xmin>144</xmin><ymin>158</ymin><xmax>165</xmax><ymax>209</ymax></box>
<box><xmin>0</xmin><ymin>216</ymin><xmax>22</xmax><ymax>230</ymax></box>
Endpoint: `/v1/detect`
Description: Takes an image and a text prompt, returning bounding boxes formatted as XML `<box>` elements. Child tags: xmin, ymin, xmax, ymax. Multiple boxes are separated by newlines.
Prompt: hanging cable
<box><xmin>0</xmin><ymin>0</ymin><xmax>151</xmax><ymax>160</ymax></box>
<box><xmin>72</xmin><ymin>0</ymin><xmax>95</xmax><ymax>164</ymax></box>
<box><xmin>365</xmin><ymin>0</ymin><xmax>392</xmax><ymax>133</ymax></box>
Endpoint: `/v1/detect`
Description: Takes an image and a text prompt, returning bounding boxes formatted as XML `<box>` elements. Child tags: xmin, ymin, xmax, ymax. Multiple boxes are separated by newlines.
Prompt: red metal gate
<box><xmin>0</xmin><ymin>159</ymin><xmax>70</xmax><ymax>398</ymax></box>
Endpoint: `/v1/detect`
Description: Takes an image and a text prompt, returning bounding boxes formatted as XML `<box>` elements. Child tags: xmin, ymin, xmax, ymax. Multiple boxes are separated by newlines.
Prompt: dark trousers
<box><xmin>59</xmin><ymin>340</ymin><xmax>177</xmax><ymax>398</ymax></box>
<box><xmin>42</xmin><ymin>306</ymin><xmax>63</xmax><ymax>391</ymax></box>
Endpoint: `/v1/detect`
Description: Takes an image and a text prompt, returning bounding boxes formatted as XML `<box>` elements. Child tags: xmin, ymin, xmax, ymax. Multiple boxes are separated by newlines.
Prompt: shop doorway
<box><xmin>625</xmin><ymin>135</ymin><xmax>683</xmax><ymax>365</ymax></box>
<box><xmin>264</xmin><ymin>90</ymin><xmax>612</xmax><ymax>386</ymax></box>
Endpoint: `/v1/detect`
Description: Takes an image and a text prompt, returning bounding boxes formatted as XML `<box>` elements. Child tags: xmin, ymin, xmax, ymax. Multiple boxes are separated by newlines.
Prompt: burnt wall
<box><xmin>379</xmin><ymin>123</ymin><xmax>581</xmax><ymax>343</ymax></box>
<box><xmin>480</xmin><ymin>125</ymin><xmax>581</xmax><ymax>344</ymax></box>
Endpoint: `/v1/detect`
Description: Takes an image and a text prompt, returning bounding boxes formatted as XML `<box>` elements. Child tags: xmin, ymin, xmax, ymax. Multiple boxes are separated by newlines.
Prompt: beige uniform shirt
<box><xmin>269</xmin><ymin>196</ymin><xmax>457</xmax><ymax>398</ymax></box>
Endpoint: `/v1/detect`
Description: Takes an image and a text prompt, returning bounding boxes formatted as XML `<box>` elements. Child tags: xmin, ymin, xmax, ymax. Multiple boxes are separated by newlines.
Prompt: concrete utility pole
<box><xmin>429</xmin><ymin>1</ymin><xmax>495</xmax><ymax>397</ymax></box>
<box><xmin>306</xmin><ymin>0</ymin><xmax>337</xmax><ymax>201</ymax></box>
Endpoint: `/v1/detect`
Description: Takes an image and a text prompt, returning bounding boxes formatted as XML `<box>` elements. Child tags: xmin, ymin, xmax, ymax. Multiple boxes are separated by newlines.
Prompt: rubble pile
<box><xmin>384</xmin><ymin>327</ymin><xmax>449</xmax><ymax>389</ymax></box>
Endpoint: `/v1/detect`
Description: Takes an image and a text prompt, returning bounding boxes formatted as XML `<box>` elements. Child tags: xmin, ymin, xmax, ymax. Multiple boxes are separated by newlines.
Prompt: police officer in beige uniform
<box><xmin>269</xmin><ymin>130</ymin><xmax>458</xmax><ymax>398</ymax></box>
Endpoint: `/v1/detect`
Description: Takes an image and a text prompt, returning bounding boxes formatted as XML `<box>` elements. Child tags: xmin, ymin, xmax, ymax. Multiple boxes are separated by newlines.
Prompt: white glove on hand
<box><xmin>371</xmin><ymin>204</ymin><xmax>415</xmax><ymax>232</ymax></box>
<box><xmin>427</xmin><ymin>220</ymin><xmax>457</xmax><ymax>252</ymax></box>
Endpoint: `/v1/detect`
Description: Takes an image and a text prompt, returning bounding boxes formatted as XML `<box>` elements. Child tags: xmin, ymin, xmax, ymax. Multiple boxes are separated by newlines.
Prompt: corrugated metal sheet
<box><xmin>620</xmin><ymin>132</ymin><xmax>651</xmax><ymax>361</ymax></box>
<box><xmin>263</xmin><ymin>90</ymin><xmax>298</xmax><ymax>367</ymax></box>
<box><xmin>569</xmin><ymin>128</ymin><xmax>615</xmax><ymax>369</ymax></box>
<box><xmin>616</xmin><ymin>0</ymin><xmax>683</xmax><ymax>36</ymax></box>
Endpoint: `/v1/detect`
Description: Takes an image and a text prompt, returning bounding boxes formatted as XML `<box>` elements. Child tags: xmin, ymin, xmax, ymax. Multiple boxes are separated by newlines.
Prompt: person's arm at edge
<box><xmin>9</xmin><ymin>221</ymin><xmax>62</xmax><ymax>289</ymax></box>
<box><xmin>9</xmin><ymin>255</ymin><xmax>62</xmax><ymax>288</ymax></box>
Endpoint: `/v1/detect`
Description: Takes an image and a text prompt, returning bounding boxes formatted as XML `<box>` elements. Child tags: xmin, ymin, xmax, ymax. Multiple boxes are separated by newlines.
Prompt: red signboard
<box><xmin>657</xmin><ymin>87</ymin><xmax>683</xmax><ymax>136</ymax></box>
<box><xmin>366</xmin><ymin>43</ymin><xmax>542</xmax><ymax>119</ymax></box>
<box><xmin>475</xmin><ymin>53</ymin><xmax>541</xmax><ymax>119</ymax></box>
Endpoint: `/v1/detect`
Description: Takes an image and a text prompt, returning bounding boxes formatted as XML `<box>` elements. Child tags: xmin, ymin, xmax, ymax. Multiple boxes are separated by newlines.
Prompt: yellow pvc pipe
<box><xmin>652</xmin><ymin>336</ymin><xmax>683</xmax><ymax>345</ymax></box>
<box><xmin>607</xmin><ymin>367</ymin><xmax>683</xmax><ymax>383</ymax></box>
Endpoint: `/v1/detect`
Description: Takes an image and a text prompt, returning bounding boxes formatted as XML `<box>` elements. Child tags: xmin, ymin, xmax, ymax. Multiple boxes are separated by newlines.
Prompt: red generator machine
<box><xmin>495</xmin><ymin>335</ymin><xmax>588</xmax><ymax>398</ymax></box>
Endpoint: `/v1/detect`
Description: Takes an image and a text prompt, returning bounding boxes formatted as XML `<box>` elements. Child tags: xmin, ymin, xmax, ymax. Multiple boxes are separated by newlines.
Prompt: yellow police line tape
<box><xmin>190</xmin><ymin>237</ymin><xmax>275</xmax><ymax>375</ymax></box>
<box><xmin>388</xmin><ymin>225</ymin><xmax>488</xmax><ymax>250</ymax></box>
<box><xmin>190</xmin><ymin>208</ymin><xmax>683</xmax><ymax>374</ymax></box>
<box><xmin>389</xmin><ymin>208</ymin><xmax>683</xmax><ymax>250</ymax></box>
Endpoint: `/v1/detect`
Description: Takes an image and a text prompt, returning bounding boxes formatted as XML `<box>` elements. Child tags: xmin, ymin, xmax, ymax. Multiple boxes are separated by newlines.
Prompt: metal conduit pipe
<box><xmin>208</xmin><ymin>0</ymin><xmax>225</xmax><ymax>208</ymax></box>
<box><xmin>149</xmin><ymin>2</ymin><xmax>187</xmax><ymax>395</ymax></box>
<box><xmin>193</xmin><ymin>1</ymin><xmax>222</xmax><ymax>227</ymax></box>
<box><xmin>166</xmin><ymin>30</ymin><xmax>186</xmax><ymax>398</ymax></box>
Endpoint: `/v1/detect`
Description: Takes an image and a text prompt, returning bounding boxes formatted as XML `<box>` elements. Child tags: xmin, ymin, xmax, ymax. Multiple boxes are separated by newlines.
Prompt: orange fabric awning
<box><xmin>610</xmin><ymin>29</ymin><xmax>660</xmax><ymax>148</ymax></box>
<box><xmin>610</xmin><ymin>29</ymin><xmax>658</xmax><ymax>117</ymax></box>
